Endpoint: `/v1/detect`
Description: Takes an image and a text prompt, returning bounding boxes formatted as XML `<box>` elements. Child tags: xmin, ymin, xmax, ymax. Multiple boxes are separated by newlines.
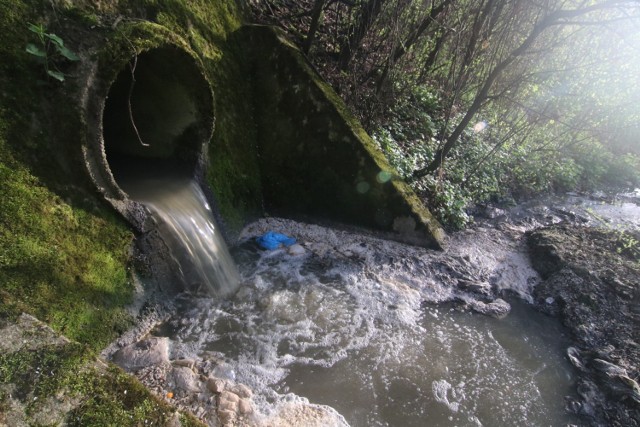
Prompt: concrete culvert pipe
<box><xmin>81</xmin><ymin>39</ymin><xmax>218</xmax><ymax>295</ymax></box>
<box><xmin>102</xmin><ymin>46</ymin><xmax>214</xmax><ymax>188</ymax></box>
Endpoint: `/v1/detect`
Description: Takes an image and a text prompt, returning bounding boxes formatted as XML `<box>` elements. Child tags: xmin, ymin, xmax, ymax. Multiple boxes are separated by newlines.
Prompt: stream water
<box><xmin>120</xmin><ymin>184</ymin><xmax>639</xmax><ymax>426</ymax></box>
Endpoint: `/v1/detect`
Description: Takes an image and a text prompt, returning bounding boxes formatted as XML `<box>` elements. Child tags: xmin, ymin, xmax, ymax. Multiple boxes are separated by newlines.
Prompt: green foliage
<box><xmin>66</xmin><ymin>365</ymin><xmax>182</xmax><ymax>426</ymax></box>
<box><xmin>372</xmin><ymin>84</ymin><xmax>640</xmax><ymax>229</ymax></box>
<box><xmin>374</xmin><ymin>128</ymin><xmax>433</xmax><ymax>178</ymax></box>
<box><xmin>26</xmin><ymin>23</ymin><xmax>79</xmax><ymax>82</ymax></box>
<box><xmin>418</xmin><ymin>175</ymin><xmax>472</xmax><ymax>230</ymax></box>
<box><xmin>0</xmin><ymin>343</ymin><xmax>88</xmax><ymax>401</ymax></box>
<box><xmin>615</xmin><ymin>230</ymin><xmax>640</xmax><ymax>261</ymax></box>
<box><xmin>585</xmin><ymin>208</ymin><xmax>640</xmax><ymax>263</ymax></box>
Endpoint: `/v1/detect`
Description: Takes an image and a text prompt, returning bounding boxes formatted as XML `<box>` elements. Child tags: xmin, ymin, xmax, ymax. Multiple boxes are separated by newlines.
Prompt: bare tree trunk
<box><xmin>338</xmin><ymin>0</ymin><xmax>387</xmax><ymax>70</ymax></box>
<box><xmin>412</xmin><ymin>8</ymin><xmax>558</xmax><ymax>179</ymax></box>
<box><xmin>419</xmin><ymin>28</ymin><xmax>449</xmax><ymax>79</ymax></box>
<box><xmin>410</xmin><ymin>1</ymin><xmax>629</xmax><ymax>179</ymax></box>
<box><xmin>303</xmin><ymin>0</ymin><xmax>328</xmax><ymax>54</ymax></box>
<box><xmin>375</xmin><ymin>0</ymin><xmax>453</xmax><ymax>91</ymax></box>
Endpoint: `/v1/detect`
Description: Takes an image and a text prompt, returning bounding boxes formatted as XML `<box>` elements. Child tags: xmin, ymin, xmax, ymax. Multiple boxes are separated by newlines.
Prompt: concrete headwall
<box><xmin>248</xmin><ymin>25</ymin><xmax>445</xmax><ymax>248</ymax></box>
<box><xmin>0</xmin><ymin>1</ymin><xmax>445</xmax><ymax>322</ymax></box>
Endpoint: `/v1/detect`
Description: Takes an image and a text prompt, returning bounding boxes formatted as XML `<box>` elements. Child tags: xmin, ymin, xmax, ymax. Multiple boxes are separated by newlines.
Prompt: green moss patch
<box><xmin>0</xmin><ymin>314</ymin><xmax>204</xmax><ymax>426</ymax></box>
<box><xmin>0</xmin><ymin>147</ymin><xmax>134</xmax><ymax>348</ymax></box>
<box><xmin>66</xmin><ymin>364</ymin><xmax>203</xmax><ymax>426</ymax></box>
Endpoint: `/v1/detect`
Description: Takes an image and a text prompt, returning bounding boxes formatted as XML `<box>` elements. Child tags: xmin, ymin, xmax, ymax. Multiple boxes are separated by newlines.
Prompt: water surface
<box><xmin>158</xmin><ymin>217</ymin><xmax>581</xmax><ymax>426</ymax></box>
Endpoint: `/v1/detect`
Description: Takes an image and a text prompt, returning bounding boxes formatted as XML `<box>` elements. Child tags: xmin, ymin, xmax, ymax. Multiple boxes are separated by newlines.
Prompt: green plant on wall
<box><xmin>25</xmin><ymin>23</ymin><xmax>79</xmax><ymax>82</ymax></box>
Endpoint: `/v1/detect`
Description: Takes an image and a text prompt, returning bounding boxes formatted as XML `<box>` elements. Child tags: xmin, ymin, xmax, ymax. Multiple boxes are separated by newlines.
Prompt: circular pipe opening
<box><xmin>102</xmin><ymin>46</ymin><xmax>214</xmax><ymax>190</ymax></box>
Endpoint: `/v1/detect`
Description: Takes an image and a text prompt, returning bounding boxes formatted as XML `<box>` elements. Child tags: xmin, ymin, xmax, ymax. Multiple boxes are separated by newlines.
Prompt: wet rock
<box><xmin>238</xmin><ymin>398</ymin><xmax>253</xmax><ymax>414</ymax></box>
<box><xmin>263</xmin><ymin>402</ymin><xmax>349</xmax><ymax>427</ymax></box>
<box><xmin>231</xmin><ymin>383</ymin><xmax>253</xmax><ymax>398</ymax></box>
<box><xmin>457</xmin><ymin>279</ymin><xmax>492</xmax><ymax>297</ymax></box>
<box><xmin>592</xmin><ymin>358</ymin><xmax>628</xmax><ymax>377</ymax></box>
<box><xmin>112</xmin><ymin>337</ymin><xmax>170</xmax><ymax>371</ymax></box>
<box><xmin>528</xmin><ymin>225</ymin><xmax>640</xmax><ymax>425</ymax></box>
<box><xmin>217</xmin><ymin>391</ymin><xmax>243</xmax><ymax>425</ymax></box>
<box><xmin>217</xmin><ymin>409</ymin><xmax>235</xmax><ymax>425</ymax></box>
<box><xmin>288</xmin><ymin>243</ymin><xmax>306</xmax><ymax>256</ymax></box>
<box><xmin>219</xmin><ymin>390</ymin><xmax>240</xmax><ymax>404</ymax></box>
<box><xmin>566</xmin><ymin>347</ymin><xmax>585</xmax><ymax>371</ymax></box>
<box><xmin>469</xmin><ymin>298</ymin><xmax>511</xmax><ymax>318</ymax></box>
<box><xmin>590</xmin><ymin>359</ymin><xmax>640</xmax><ymax>402</ymax></box>
<box><xmin>218</xmin><ymin>396</ymin><xmax>238</xmax><ymax>413</ymax></box>
<box><xmin>172</xmin><ymin>358</ymin><xmax>196</xmax><ymax>369</ymax></box>
<box><xmin>621</xmin><ymin>376</ymin><xmax>640</xmax><ymax>403</ymax></box>
<box><xmin>206</xmin><ymin>377</ymin><xmax>226</xmax><ymax>394</ymax></box>
<box><xmin>171</xmin><ymin>366</ymin><xmax>200</xmax><ymax>392</ymax></box>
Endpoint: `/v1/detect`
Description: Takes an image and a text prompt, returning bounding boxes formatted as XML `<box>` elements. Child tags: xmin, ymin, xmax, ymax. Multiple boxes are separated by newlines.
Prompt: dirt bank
<box><xmin>527</xmin><ymin>225</ymin><xmax>640</xmax><ymax>426</ymax></box>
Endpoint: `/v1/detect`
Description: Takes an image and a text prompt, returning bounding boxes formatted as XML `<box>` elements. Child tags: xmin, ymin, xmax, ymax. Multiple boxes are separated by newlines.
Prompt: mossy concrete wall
<box><xmin>0</xmin><ymin>1</ymin><xmax>444</xmax><ymax>422</ymax></box>
<box><xmin>1</xmin><ymin>2</ymin><xmax>444</xmax><ymax>339</ymax></box>
<box><xmin>0</xmin><ymin>1</ymin><xmax>255</xmax><ymax>423</ymax></box>
<box><xmin>0</xmin><ymin>0</ymin><xmax>263</xmax><ymax>334</ymax></box>
<box><xmin>248</xmin><ymin>26</ymin><xmax>445</xmax><ymax>248</ymax></box>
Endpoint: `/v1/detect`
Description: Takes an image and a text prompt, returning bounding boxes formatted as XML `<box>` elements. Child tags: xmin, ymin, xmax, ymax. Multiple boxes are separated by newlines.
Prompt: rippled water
<box><xmin>156</xmin><ymin>215</ymin><xmax>582</xmax><ymax>426</ymax></box>
<box><xmin>120</xmin><ymin>186</ymin><xmax>640</xmax><ymax>425</ymax></box>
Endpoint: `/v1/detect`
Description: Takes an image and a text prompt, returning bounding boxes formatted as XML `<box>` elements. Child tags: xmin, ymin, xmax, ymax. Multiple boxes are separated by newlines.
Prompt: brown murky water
<box><xmin>136</xmin><ymin>188</ymin><xmax>639</xmax><ymax>426</ymax></box>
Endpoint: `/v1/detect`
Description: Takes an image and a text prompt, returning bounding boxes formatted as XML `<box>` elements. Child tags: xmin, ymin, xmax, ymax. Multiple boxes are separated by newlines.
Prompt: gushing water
<box><xmin>122</xmin><ymin>176</ymin><xmax>241</xmax><ymax>296</ymax></box>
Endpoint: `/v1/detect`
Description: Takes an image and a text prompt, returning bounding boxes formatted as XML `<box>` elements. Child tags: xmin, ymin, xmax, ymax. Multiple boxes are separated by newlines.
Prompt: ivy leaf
<box><xmin>45</xmin><ymin>33</ymin><xmax>64</xmax><ymax>47</ymax></box>
<box><xmin>27</xmin><ymin>23</ymin><xmax>46</xmax><ymax>41</ymax></box>
<box><xmin>47</xmin><ymin>70</ymin><xmax>65</xmax><ymax>82</ymax></box>
<box><xmin>55</xmin><ymin>44</ymin><xmax>80</xmax><ymax>61</ymax></box>
<box><xmin>26</xmin><ymin>43</ymin><xmax>46</xmax><ymax>58</ymax></box>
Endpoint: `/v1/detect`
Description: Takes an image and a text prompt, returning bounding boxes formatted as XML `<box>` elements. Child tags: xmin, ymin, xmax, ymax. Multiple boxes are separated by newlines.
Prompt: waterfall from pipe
<box><xmin>122</xmin><ymin>175</ymin><xmax>241</xmax><ymax>296</ymax></box>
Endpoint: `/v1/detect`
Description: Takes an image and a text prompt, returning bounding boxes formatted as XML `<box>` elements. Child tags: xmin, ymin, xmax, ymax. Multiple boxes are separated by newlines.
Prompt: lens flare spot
<box><xmin>356</xmin><ymin>181</ymin><xmax>371</xmax><ymax>194</ymax></box>
<box><xmin>376</xmin><ymin>171</ymin><xmax>392</xmax><ymax>183</ymax></box>
<box><xmin>473</xmin><ymin>121</ymin><xmax>487</xmax><ymax>133</ymax></box>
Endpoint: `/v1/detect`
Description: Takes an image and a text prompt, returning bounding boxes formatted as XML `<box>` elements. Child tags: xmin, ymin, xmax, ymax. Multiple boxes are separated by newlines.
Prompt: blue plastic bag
<box><xmin>256</xmin><ymin>231</ymin><xmax>296</xmax><ymax>250</ymax></box>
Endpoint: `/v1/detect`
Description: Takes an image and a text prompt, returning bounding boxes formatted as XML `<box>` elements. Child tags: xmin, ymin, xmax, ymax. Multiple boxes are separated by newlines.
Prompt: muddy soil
<box><xmin>527</xmin><ymin>225</ymin><xmax>640</xmax><ymax>426</ymax></box>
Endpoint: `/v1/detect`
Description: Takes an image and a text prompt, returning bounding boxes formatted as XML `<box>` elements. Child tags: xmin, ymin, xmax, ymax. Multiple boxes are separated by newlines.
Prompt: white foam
<box><xmin>157</xmin><ymin>217</ymin><xmax>579</xmax><ymax>425</ymax></box>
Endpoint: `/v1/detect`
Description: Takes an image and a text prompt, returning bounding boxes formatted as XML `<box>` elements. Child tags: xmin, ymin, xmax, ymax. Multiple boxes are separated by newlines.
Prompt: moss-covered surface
<box><xmin>247</xmin><ymin>25</ymin><xmax>444</xmax><ymax>248</ymax></box>
<box><xmin>0</xmin><ymin>0</ymin><xmax>255</xmax><ymax>424</ymax></box>
<box><xmin>0</xmin><ymin>0</ymin><xmax>134</xmax><ymax>348</ymax></box>
<box><xmin>78</xmin><ymin>0</ymin><xmax>264</xmax><ymax>235</ymax></box>
<box><xmin>0</xmin><ymin>314</ymin><xmax>204</xmax><ymax>426</ymax></box>
<box><xmin>141</xmin><ymin>0</ymin><xmax>263</xmax><ymax>233</ymax></box>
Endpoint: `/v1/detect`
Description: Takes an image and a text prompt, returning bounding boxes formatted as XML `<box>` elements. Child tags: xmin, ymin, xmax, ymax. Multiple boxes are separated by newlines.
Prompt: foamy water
<box><xmin>156</xmin><ymin>217</ymin><xmax>580</xmax><ymax>426</ymax></box>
